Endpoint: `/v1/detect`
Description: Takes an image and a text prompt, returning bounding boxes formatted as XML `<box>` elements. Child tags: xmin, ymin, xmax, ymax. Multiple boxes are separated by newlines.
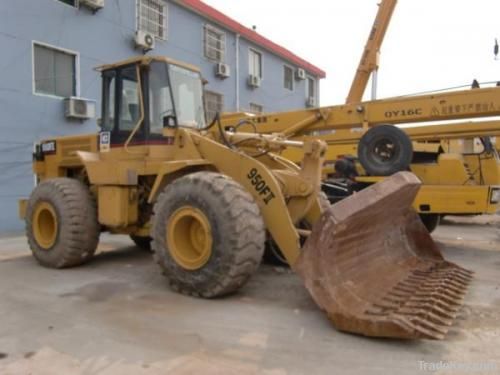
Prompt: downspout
<box><xmin>235</xmin><ymin>33</ymin><xmax>240</xmax><ymax>111</ymax></box>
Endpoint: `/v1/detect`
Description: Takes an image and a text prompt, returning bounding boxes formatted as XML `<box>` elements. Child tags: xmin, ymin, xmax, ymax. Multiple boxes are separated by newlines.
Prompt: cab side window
<box><xmin>118</xmin><ymin>66</ymin><xmax>141</xmax><ymax>132</ymax></box>
<box><xmin>101</xmin><ymin>71</ymin><xmax>115</xmax><ymax>131</ymax></box>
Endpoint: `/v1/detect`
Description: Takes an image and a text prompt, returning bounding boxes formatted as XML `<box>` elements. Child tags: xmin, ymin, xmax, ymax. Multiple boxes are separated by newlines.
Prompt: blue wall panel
<box><xmin>0</xmin><ymin>0</ymin><xmax>320</xmax><ymax>232</ymax></box>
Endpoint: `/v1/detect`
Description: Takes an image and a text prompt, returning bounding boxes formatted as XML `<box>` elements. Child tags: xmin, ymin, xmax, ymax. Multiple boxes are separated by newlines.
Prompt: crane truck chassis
<box><xmin>220</xmin><ymin>85</ymin><xmax>500</xmax><ymax>232</ymax></box>
<box><xmin>220</xmin><ymin>0</ymin><xmax>499</xmax><ymax>232</ymax></box>
<box><xmin>18</xmin><ymin>56</ymin><xmax>472</xmax><ymax>340</ymax></box>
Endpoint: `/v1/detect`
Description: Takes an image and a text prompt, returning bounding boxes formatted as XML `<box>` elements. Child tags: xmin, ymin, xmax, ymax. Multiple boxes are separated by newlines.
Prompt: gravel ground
<box><xmin>0</xmin><ymin>216</ymin><xmax>498</xmax><ymax>375</ymax></box>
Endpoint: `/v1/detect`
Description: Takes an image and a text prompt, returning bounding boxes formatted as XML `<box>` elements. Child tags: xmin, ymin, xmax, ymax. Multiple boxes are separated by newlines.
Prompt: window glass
<box><xmin>249</xmin><ymin>49</ymin><xmax>262</xmax><ymax>78</ymax></box>
<box><xmin>57</xmin><ymin>0</ymin><xmax>77</xmax><ymax>6</ymax></box>
<box><xmin>149</xmin><ymin>62</ymin><xmax>173</xmax><ymax>134</ymax></box>
<box><xmin>137</xmin><ymin>0</ymin><xmax>167</xmax><ymax>39</ymax></box>
<box><xmin>249</xmin><ymin>103</ymin><xmax>263</xmax><ymax>114</ymax></box>
<box><xmin>169</xmin><ymin>65</ymin><xmax>206</xmax><ymax>129</ymax></box>
<box><xmin>284</xmin><ymin>66</ymin><xmax>294</xmax><ymax>91</ymax></box>
<box><xmin>118</xmin><ymin>67</ymin><xmax>140</xmax><ymax>132</ymax></box>
<box><xmin>102</xmin><ymin>72</ymin><xmax>115</xmax><ymax>131</ymax></box>
<box><xmin>34</xmin><ymin>44</ymin><xmax>76</xmax><ymax>97</ymax></box>
<box><xmin>307</xmin><ymin>77</ymin><xmax>316</xmax><ymax>99</ymax></box>
<box><xmin>204</xmin><ymin>91</ymin><xmax>224</xmax><ymax>122</ymax></box>
<box><xmin>204</xmin><ymin>25</ymin><xmax>225</xmax><ymax>62</ymax></box>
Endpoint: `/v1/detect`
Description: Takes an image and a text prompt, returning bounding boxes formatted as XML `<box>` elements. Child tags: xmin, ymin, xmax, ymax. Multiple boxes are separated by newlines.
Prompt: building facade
<box><xmin>0</xmin><ymin>0</ymin><xmax>325</xmax><ymax>233</ymax></box>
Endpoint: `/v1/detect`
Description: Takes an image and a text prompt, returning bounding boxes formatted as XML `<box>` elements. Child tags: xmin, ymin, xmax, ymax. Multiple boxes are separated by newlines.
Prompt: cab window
<box><xmin>101</xmin><ymin>71</ymin><xmax>115</xmax><ymax>131</ymax></box>
<box><xmin>118</xmin><ymin>66</ymin><xmax>141</xmax><ymax>132</ymax></box>
<box><xmin>149</xmin><ymin>62</ymin><xmax>174</xmax><ymax>135</ymax></box>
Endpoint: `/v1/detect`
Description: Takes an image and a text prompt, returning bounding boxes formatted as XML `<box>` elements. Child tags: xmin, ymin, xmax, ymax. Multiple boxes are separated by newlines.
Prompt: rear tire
<box><xmin>419</xmin><ymin>214</ymin><xmax>440</xmax><ymax>233</ymax></box>
<box><xmin>130</xmin><ymin>235</ymin><xmax>152</xmax><ymax>251</ymax></box>
<box><xmin>152</xmin><ymin>172</ymin><xmax>265</xmax><ymax>298</ymax></box>
<box><xmin>358</xmin><ymin>125</ymin><xmax>413</xmax><ymax>176</ymax></box>
<box><xmin>26</xmin><ymin>178</ymin><xmax>99</xmax><ymax>268</ymax></box>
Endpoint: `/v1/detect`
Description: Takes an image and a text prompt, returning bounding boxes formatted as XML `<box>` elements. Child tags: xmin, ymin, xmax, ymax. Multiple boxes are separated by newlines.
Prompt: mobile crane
<box><xmin>220</xmin><ymin>0</ymin><xmax>500</xmax><ymax>232</ymax></box>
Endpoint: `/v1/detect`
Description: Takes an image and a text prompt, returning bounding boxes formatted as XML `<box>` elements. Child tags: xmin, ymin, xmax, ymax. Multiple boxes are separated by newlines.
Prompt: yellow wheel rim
<box><xmin>167</xmin><ymin>206</ymin><xmax>213</xmax><ymax>271</ymax></box>
<box><xmin>33</xmin><ymin>202</ymin><xmax>58</xmax><ymax>249</ymax></box>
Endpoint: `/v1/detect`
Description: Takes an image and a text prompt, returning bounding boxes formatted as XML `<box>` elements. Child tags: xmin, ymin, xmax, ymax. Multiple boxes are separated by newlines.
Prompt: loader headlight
<box><xmin>491</xmin><ymin>188</ymin><xmax>500</xmax><ymax>204</ymax></box>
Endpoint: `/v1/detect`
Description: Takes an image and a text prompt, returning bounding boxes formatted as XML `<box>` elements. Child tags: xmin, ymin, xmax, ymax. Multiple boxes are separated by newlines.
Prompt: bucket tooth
<box><xmin>392</xmin><ymin>316</ymin><xmax>445</xmax><ymax>340</ymax></box>
<box><xmin>407</xmin><ymin>297</ymin><xmax>458</xmax><ymax>315</ymax></box>
<box><xmin>417</xmin><ymin>285</ymin><xmax>465</xmax><ymax>299</ymax></box>
<box><xmin>405</xmin><ymin>303</ymin><xmax>457</xmax><ymax>321</ymax></box>
<box><xmin>295</xmin><ymin>172</ymin><xmax>472</xmax><ymax>339</ymax></box>
<box><xmin>407</xmin><ymin>316</ymin><xmax>449</xmax><ymax>337</ymax></box>
<box><xmin>398</xmin><ymin>308</ymin><xmax>454</xmax><ymax>327</ymax></box>
<box><xmin>414</xmin><ymin>291</ymin><xmax>463</xmax><ymax>306</ymax></box>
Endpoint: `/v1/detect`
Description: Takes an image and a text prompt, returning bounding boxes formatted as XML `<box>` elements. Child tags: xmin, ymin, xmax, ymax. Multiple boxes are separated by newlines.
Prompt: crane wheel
<box><xmin>152</xmin><ymin>172</ymin><xmax>265</xmax><ymax>298</ymax></box>
<box><xmin>25</xmin><ymin>178</ymin><xmax>99</xmax><ymax>268</ymax></box>
<box><xmin>130</xmin><ymin>235</ymin><xmax>152</xmax><ymax>251</ymax></box>
<box><xmin>358</xmin><ymin>125</ymin><xmax>413</xmax><ymax>176</ymax></box>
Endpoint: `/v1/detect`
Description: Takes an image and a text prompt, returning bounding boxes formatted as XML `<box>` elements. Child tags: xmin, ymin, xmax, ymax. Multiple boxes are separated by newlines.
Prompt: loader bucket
<box><xmin>296</xmin><ymin>172</ymin><xmax>473</xmax><ymax>339</ymax></box>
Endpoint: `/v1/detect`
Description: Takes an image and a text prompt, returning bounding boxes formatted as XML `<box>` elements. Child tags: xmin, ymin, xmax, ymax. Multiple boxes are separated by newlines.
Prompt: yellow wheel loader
<box><xmin>19</xmin><ymin>57</ymin><xmax>472</xmax><ymax>339</ymax></box>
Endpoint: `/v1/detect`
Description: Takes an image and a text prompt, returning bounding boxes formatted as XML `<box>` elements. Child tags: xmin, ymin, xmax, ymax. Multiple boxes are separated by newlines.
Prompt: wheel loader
<box><xmin>18</xmin><ymin>56</ymin><xmax>472</xmax><ymax>340</ymax></box>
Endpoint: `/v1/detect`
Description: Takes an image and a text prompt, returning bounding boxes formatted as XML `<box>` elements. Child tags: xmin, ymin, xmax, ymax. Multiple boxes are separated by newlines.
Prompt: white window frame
<box><xmin>306</xmin><ymin>75</ymin><xmax>318</xmax><ymax>101</ymax></box>
<box><xmin>136</xmin><ymin>0</ymin><xmax>168</xmax><ymax>41</ymax></box>
<box><xmin>283</xmin><ymin>64</ymin><xmax>294</xmax><ymax>91</ymax></box>
<box><xmin>248</xmin><ymin>47</ymin><xmax>263</xmax><ymax>79</ymax></box>
<box><xmin>203</xmin><ymin>24</ymin><xmax>226</xmax><ymax>63</ymax></box>
<box><xmin>32</xmin><ymin>41</ymin><xmax>80</xmax><ymax>100</ymax></box>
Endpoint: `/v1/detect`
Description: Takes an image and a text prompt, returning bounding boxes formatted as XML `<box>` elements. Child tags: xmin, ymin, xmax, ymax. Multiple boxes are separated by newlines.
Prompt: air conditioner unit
<box><xmin>295</xmin><ymin>68</ymin><xmax>306</xmax><ymax>80</ymax></box>
<box><xmin>215</xmin><ymin>63</ymin><xmax>230</xmax><ymax>78</ymax></box>
<box><xmin>64</xmin><ymin>97</ymin><xmax>96</xmax><ymax>120</ymax></box>
<box><xmin>306</xmin><ymin>96</ymin><xmax>316</xmax><ymax>108</ymax></box>
<box><xmin>248</xmin><ymin>75</ymin><xmax>261</xmax><ymax>88</ymax></box>
<box><xmin>80</xmin><ymin>0</ymin><xmax>105</xmax><ymax>11</ymax></box>
<box><xmin>135</xmin><ymin>30</ymin><xmax>155</xmax><ymax>51</ymax></box>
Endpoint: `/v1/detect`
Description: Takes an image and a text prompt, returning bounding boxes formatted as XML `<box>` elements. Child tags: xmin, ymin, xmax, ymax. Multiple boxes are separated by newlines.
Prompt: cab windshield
<box><xmin>168</xmin><ymin>64</ymin><xmax>206</xmax><ymax>129</ymax></box>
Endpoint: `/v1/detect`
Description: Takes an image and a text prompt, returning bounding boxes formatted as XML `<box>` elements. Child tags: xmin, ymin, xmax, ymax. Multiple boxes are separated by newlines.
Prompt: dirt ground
<box><xmin>0</xmin><ymin>215</ymin><xmax>499</xmax><ymax>375</ymax></box>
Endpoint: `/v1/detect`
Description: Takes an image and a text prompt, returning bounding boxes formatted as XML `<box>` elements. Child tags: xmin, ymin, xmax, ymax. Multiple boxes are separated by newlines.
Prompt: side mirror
<box><xmin>163</xmin><ymin>115</ymin><xmax>178</xmax><ymax>129</ymax></box>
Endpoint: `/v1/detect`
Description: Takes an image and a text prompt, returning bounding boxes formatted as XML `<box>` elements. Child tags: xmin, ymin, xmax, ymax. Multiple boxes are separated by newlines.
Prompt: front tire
<box><xmin>152</xmin><ymin>172</ymin><xmax>265</xmax><ymax>298</ymax></box>
<box><xmin>26</xmin><ymin>178</ymin><xmax>99</xmax><ymax>268</ymax></box>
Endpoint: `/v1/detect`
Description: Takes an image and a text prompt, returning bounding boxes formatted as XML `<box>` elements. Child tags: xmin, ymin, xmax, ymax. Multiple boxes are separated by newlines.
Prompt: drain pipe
<box><xmin>235</xmin><ymin>33</ymin><xmax>240</xmax><ymax>111</ymax></box>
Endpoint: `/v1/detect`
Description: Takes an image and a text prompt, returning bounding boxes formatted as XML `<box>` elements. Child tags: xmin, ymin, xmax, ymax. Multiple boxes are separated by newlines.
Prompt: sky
<box><xmin>203</xmin><ymin>0</ymin><xmax>500</xmax><ymax>106</ymax></box>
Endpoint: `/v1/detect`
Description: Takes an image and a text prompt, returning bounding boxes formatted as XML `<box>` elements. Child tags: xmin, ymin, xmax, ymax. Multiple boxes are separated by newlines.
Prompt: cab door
<box><xmin>100</xmin><ymin>64</ymin><xmax>147</xmax><ymax>149</ymax></box>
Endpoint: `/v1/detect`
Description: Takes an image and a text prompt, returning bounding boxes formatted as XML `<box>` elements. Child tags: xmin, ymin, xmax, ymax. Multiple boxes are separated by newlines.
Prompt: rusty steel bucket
<box><xmin>296</xmin><ymin>172</ymin><xmax>473</xmax><ymax>339</ymax></box>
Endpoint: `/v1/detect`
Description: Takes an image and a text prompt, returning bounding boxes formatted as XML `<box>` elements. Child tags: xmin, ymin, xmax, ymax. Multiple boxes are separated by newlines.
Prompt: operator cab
<box><xmin>98</xmin><ymin>57</ymin><xmax>206</xmax><ymax>147</ymax></box>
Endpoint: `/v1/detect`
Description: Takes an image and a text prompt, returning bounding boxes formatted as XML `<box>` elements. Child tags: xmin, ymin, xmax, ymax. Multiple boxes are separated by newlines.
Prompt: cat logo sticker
<box><xmin>99</xmin><ymin>132</ymin><xmax>111</xmax><ymax>152</ymax></box>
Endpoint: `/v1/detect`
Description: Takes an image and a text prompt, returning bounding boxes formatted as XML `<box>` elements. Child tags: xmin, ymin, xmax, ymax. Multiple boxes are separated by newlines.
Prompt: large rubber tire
<box><xmin>152</xmin><ymin>172</ymin><xmax>265</xmax><ymax>298</ymax></box>
<box><xmin>26</xmin><ymin>178</ymin><xmax>99</xmax><ymax>268</ymax></box>
<box><xmin>358</xmin><ymin>125</ymin><xmax>413</xmax><ymax>176</ymax></box>
<box><xmin>130</xmin><ymin>235</ymin><xmax>152</xmax><ymax>251</ymax></box>
<box><xmin>419</xmin><ymin>214</ymin><xmax>440</xmax><ymax>233</ymax></box>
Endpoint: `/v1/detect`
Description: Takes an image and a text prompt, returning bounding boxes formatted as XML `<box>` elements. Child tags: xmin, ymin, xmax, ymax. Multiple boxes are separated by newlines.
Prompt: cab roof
<box><xmin>95</xmin><ymin>56</ymin><xmax>201</xmax><ymax>73</ymax></box>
